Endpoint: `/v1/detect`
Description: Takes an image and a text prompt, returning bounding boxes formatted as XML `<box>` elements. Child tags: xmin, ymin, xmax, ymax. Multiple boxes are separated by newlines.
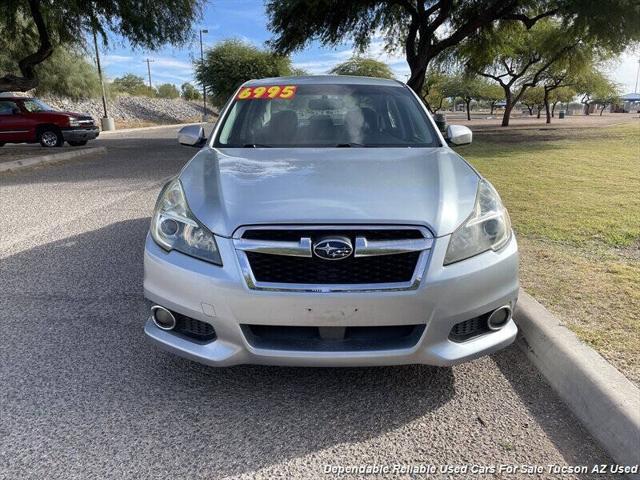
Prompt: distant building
<box><xmin>621</xmin><ymin>92</ymin><xmax>640</xmax><ymax>112</ymax></box>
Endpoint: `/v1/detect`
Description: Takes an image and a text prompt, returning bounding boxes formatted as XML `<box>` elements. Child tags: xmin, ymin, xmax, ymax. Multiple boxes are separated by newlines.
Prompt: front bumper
<box><xmin>62</xmin><ymin>127</ymin><xmax>99</xmax><ymax>142</ymax></box>
<box><xmin>143</xmin><ymin>233</ymin><xmax>519</xmax><ymax>367</ymax></box>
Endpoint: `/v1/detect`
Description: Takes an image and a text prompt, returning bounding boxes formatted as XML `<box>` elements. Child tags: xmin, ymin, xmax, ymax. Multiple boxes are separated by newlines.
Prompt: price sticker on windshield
<box><xmin>236</xmin><ymin>85</ymin><xmax>297</xmax><ymax>100</ymax></box>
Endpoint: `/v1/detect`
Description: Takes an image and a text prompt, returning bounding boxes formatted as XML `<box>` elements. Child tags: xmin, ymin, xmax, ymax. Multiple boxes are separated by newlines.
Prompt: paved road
<box><xmin>0</xmin><ymin>126</ymin><xmax>614</xmax><ymax>479</ymax></box>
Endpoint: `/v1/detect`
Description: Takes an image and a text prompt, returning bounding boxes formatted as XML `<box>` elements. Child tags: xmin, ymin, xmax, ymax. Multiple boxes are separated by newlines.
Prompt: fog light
<box><xmin>151</xmin><ymin>305</ymin><xmax>176</xmax><ymax>330</ymax></box>
<box><xmin>487</xmin><ymin>306</ymin><xmax>511</xmax><ymax>331</ymax></box>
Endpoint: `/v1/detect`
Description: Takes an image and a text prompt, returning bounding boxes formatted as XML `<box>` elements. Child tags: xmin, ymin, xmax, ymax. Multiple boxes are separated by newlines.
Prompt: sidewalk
<box><xmin>0</xmin><ymin>146</ymin><xmax>106</xmax><ymax>172</ymax></box>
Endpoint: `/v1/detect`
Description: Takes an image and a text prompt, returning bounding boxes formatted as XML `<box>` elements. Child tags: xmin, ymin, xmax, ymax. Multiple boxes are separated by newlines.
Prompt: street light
<box><xmin>200</xmin><ymin>29</ymin><xmax>208</xmax><ymax>122</ymax></box>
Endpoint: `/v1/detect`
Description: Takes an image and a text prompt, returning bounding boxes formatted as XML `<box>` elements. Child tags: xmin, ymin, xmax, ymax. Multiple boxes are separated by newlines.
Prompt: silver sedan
<box><xmin>143</xmin><ymin>75</ymin><xmax>518</xmax><ymax>367</ymax></box>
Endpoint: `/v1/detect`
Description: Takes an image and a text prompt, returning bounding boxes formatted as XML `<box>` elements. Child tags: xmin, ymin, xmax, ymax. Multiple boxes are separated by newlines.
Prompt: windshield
<box><xmin>214</xmin><ymin>83</ymin><xmax>439</xmax><ymax>148</ymax></box>
<box><xmin>22</xmin><ymin>99</ymin><xmax>56</xmax><ymax>113</ymax></box>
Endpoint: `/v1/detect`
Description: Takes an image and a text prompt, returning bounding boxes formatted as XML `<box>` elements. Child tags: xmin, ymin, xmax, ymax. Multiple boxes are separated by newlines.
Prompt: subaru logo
<box><xmin>313</xmin><ymin>237</ymin><xmax>353</xmax><ymax>260</ymax></box>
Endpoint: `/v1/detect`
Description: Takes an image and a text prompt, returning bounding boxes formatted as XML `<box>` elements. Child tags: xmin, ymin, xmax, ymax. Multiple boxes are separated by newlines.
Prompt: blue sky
<box><xmin>99</xmin><ymin>0</ymin><xmax>639</xmax><ymax>93</ymax></box>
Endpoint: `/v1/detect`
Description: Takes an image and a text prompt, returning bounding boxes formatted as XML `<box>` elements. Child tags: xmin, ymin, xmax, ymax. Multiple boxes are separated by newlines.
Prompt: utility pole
<box><xmin>635</xmin><ymin>58</ymin><xmax>640</xmax><ymax>93</ymax></box>
<box><xmin>93</xmin><ymin>29</ymin><xmax>115</xmax><ymax>131</ymax></box>
<box><xmin>145</xmin><ymin>58</ymin><xmax>155</xmax><ymax>90</ymax></box>
<box><xmin>199</xmin><ymin>29</ymin><xmax>208</xmax><ymax>122</ymax></box>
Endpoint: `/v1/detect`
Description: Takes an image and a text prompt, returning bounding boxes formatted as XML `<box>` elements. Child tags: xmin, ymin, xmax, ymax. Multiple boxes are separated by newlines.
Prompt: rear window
<box><xmin>214</xmin><ymin>84</ymin><xmax>439</xmax><ymax>148</ymax></box>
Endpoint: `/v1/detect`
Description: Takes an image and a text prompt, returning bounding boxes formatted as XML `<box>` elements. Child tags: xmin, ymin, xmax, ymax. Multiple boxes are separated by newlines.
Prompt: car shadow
<box><xmin>0</xmin><ymin>217</ymin><xmax>456</xmax><ymax>477</ymax></box>
<box><xmin>493</xmin><ymin>341</ymin><xmax>612</xmax><ymax>466</ymax></box>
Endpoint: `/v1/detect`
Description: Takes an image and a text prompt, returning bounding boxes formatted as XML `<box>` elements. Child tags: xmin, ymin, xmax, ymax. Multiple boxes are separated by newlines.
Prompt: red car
<box><xmin>0</xmin><ymin>97</ymin><xmax>99</xmax><ymax>147</ymax></box>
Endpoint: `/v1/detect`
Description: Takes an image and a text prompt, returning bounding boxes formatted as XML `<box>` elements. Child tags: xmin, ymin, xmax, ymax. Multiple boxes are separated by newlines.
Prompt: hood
<box><xmin>58</xmin><ymin>111</ymin><xmax>92</xmax><ymax>118</ymax></box>
<box><xmin>179</xmin><ymin>147</ymin><xmax>480</xmax><ymax>238</ymax></box>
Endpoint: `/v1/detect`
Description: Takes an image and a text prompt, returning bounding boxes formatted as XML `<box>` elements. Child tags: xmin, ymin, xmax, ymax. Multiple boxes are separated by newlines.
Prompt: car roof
<box><xmin>0</xmin><ymin>96</ymin><xmax>31</xmax><ymax>101</ymax></box>
<box><xmin>243</xmin><ymin>75</ymin><xmax>404</xmax><ymax>88</ymax></box>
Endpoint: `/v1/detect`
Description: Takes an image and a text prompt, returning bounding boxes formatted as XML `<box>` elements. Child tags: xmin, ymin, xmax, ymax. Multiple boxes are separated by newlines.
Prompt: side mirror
<box><xmin>446</xmin><ymin>125</ymin><xmax>472</xmax><ymax>146</ymax></box>
<box><xmin>178</xmin><ymin>125</ymin><xmax>206</xmax><ymax>147</ymax></box>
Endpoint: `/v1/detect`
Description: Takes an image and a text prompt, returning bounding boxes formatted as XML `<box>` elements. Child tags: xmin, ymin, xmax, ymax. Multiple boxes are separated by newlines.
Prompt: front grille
<box><xmin>448</xmin><ymin>313</ymin><xmax>490</xmax><ymax>342</ymax></box>
<box><xmin>173</xmin><ymin>312</ymin><xmax>216</xmax><ymax>342</ymax></box>
<box><xmin>242</xmin><ymin>324</ymin><xmax>425</xmax><ymax>351</ymax></box>
<box><xmin>242</xmin><ymin>229</ymin><xmax>424</xmax><ymax>241</ymax></box>
<box><xmin>246</xmin><ymin>251</ymin><xmax>419</xmax><ymax>284</ymax></box>
<box><xmin>241</xmin><ymin>227</ymin><xmax>425</xmax><ymax>285</ymax></box>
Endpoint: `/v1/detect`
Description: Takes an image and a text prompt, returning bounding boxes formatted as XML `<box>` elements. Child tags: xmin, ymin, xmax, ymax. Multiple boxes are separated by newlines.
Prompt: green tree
<box><xmin>290</xmin><ymin>67</ymin><xmax>310</xmax><ymax>76</ymax></box>
<box><xmin>0</xmin><ymin>0</ymin><xmax>205</xmax><ymax>92</ymax></box>
<box><xmin>420</xmin><ymin>70</ymin><xmax>452</xmax><ymax>113</ymax></box>
<box><xmin>443</xmin><ymin>74</ymin><xmax>485</xmax><ymax>120</ymax></box>
<box><xmin>329</xmin><ymin>57</ymin><xmax>394</xmax><ymax>79</ymax></box>
<box><xmin>477</xmin><ymin>81</ymin><xmax>504</xmax><ymax>115</ymax></box>
<box><xmin>548</xmin><ymin>86</ymin><xmax>575</xmax><ymax>117</ymax></box>
<box><xmin>520</xmin><ymin>86</ymin><xmax>545</xmax><ymax>117</ymax></box>
<box><xmin>265</xmin><ymin>0</ymin><xmax>640</xmax><ymax>96</ymax></box>
<box><xmin>157</xmin><ymin>83</ymin><xmax>180</xmax><ymax>99</ymax></box>
<box><xmin>111</xmin><ymin>74</ymin><xmax>156</xmax><ymax>97</ymax></box>
<box><xmin>576</xmin><ymin>71</ymin><xmax>619</xmax><ymax>115</ymax></box>
<box><xmin>181</xmin><ymin>82</ymin><xmax>201</xmax><ymax>101</ymax></box>
<box><xmin>458</xmin><ymin>20</ymin><xmax>581</xmax><ymax>126</ymax></box>
<box><xmin>195</xmin><ymin>39</ymin><xmax>294</xmax><ymax>106</ymax></box>
<box><xmin>0</xmin><ymin>43</ymin><xmax>101</xmax><ymax>99</ymax></box>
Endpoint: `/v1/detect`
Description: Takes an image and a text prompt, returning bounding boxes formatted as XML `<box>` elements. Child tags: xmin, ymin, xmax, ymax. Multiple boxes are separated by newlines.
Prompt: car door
<box><xmin>0</xmin><ymin>100</ymin><xmax>31</xmax><ymax>143</ymax></box>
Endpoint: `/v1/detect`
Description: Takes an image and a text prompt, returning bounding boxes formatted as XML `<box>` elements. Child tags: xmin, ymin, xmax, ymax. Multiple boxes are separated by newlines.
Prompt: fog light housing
<box><xmin>151</xmin><ymin>305</ymin><xmax>176</xmax><ymax>330</ymax></box>
<box><xmin>487</xmin><ymin>306</ymin><xmax>511</xmax><ymax>331</ymax></box>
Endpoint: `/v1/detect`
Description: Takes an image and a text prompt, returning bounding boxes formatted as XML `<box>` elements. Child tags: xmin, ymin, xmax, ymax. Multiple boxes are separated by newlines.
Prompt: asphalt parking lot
<box><xmin>0</xmin><ymin>126</ymin><xmax>616</xmax><ymax>479</ymax></box>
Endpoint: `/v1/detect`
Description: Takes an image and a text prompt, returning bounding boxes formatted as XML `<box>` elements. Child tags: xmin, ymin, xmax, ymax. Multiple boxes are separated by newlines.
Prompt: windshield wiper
<box><xmin>242</xmin><ymin>143</ymin><xmax>272</xmax><ymax>148</ymax></box>
<box><xmin>335</xmin><ymin>142</ymin><xmax>366</xmax><ymax>147</ymax></box>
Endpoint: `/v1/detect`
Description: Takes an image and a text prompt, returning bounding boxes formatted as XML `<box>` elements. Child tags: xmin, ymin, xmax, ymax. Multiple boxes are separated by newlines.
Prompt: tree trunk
<box><xmin>599</xmin><ymin>104</ymin><xmax>606</xmax><ymax>116</ymax></box>
<box><xmin>501</xmin><ymin>89</ymin><xmax>513</xmax><ymax>127</ymax></box>
<box><xmin>0</xmin><ymin>0</ymin><xmax>54</xmax><ymax>93</ymax></box>
<box><xmin>406</xmin><ymin>62</ymin><xmax>427</xmax><ymax>96</ymax></box>
<box><xmin>490</xmin><ymin>101</ymin><xmax>495</xmax><ymax>115</ymax></box>
<box><xmin>544</xmin><ymin>101</ymin><xmax>551</xmax><ymax>124</ymax></box>
<box><xmin>526</xmin><ymin>105</ymin><xmax>533</xmax><ymax>115</ymax></box>
<box><xmin>551</xmin><ymin>101</ymin><xmax>559</xmax><ymax>117</ymax></box>
<box><xmin>536</xmin><ymin>107</ymin><xmax>541</xmax><ymax>119</ymax></box>
<box><xmin>583</xmin><ymin>102</ymin><xmax>590</xmax><ymax>115</ymax></box>
<box><xmin>465</xmin><ymin>99</ymin><xmax>471</xmax><ymax>121</ymax></box>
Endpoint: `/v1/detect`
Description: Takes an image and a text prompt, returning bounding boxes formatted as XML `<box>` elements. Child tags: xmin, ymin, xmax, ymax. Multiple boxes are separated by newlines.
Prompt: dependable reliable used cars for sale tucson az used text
<box><xmin>143</xmin><ymin>75</ymin><xmax>519</xmax><ymax>367</ymax></box>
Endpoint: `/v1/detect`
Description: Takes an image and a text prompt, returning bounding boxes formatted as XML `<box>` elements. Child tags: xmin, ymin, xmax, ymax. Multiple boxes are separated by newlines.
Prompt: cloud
<box><xmin>102</xmin><ymin>54</ymin><xmax>194</xmax><ymax>86</ymax></box>
<box><xmin>101</xmin><ymin>54</ymin><xmax>133</xmax><ymax>67</ymax></box>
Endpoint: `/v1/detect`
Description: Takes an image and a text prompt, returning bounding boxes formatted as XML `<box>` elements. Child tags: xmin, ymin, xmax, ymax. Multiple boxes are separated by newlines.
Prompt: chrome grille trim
<box><xmin>233</xmin><ymin>225</ymin><xmax>433</xmax><ymax>293</ymax></box>
<box><xmin>354</xmin><ymin>236</ymin><xmax>433</xmax><ymax>257</ymax></box>
<box><xmin>234</xmin><ymin>237</ymin><xmax>312</xmax><ymax>257</ymax></box>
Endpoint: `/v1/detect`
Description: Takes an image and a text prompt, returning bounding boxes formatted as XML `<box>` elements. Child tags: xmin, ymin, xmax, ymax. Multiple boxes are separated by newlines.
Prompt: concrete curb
<box><xmin>514</xmin><ymin>292</ymin><xmax>640</xmax><ymax>473</ymax></box>
<box><xmin>99</xmin><ymin>122</ymin><xmax>208</xmax><ymax>135</ymax></box>
<box><xmin>0</xmin><ymin>146</ymin><xmax>107</xmax><ymax>173</ymax></box>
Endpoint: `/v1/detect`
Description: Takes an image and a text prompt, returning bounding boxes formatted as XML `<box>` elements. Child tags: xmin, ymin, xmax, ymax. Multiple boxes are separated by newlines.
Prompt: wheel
<box><xmin>38</xmin><ymin>128</ymin><xmax>63</xmax><ymax>147</ymax></box>
<box><xmin>67</xmin><ymin>140</ymin><xmax>88</xmax><ymax>147</ymax></box>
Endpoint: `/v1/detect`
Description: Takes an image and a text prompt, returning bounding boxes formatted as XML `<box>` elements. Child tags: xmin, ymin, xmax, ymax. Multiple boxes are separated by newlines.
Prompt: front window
<box><xmin>215</xmin><ymin>83</ymin><xmax>439</xmax><ymax>148</ymax></box>
<box><xmin>22</xmin><ymin>99</ymin><xmax>56</xmax><ymax>113</ymax></box>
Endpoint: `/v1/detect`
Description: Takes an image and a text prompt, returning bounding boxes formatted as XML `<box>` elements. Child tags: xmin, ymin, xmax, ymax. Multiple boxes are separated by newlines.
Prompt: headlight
<box><xmin>68</xmin><ymin>117</ymin><xmax>80</xmax><ymax>127</ymax></box>
<box><xmin>444</xmin><ymin>179</ymin><xmax>512</xmax><ymax>265</ymax></box>
<box><xmin>150</xmin><ymin>178</ymin><xmax>222</xmax><ymax>265</ymax></box>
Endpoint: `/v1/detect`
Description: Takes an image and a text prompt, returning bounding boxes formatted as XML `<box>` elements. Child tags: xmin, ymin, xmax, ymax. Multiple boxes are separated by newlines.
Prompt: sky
<box><xmin>99</xmin><ymin>0</ymin><xmax>640</xmax><ymax>94</ymax></box>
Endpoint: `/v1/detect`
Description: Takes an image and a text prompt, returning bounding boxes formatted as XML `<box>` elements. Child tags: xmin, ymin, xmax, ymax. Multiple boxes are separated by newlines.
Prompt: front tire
<box><xmin>67</xmin><ymin>140</ymin><xmax>88</xmax><ymax>147</ymax></box>
<box><xmin>38</xmin><ymin>128</ymin><xmax>63</xmax><ymax>147</ymax></box>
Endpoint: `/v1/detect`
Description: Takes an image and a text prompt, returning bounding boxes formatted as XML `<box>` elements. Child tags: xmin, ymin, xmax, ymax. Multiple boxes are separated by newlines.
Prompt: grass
<box><xmin>456</xmin><ymin>121</ymin><xmax>640</xmax><ymax>385</ymax></box>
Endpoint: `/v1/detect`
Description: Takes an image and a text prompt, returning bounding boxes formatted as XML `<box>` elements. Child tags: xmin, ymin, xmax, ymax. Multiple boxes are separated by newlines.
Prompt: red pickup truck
<box><xmin>0</xmin><ymin>97</ymin><xmax>99</xmax><ymax>147</ymax></box>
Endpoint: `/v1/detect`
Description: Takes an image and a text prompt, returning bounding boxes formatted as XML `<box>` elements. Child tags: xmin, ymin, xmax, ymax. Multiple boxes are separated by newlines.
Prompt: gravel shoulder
<box><xmin>0</xmin><ymin>126</ymin><xmax>616</xmax><ymax>479</ymax></box>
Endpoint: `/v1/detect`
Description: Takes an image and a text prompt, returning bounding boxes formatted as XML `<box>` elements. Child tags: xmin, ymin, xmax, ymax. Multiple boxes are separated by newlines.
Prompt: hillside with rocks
<box><xmin>40</xmin><ymin>95</ymin><xmax>217</xmax><ymax>126</ymax></box>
